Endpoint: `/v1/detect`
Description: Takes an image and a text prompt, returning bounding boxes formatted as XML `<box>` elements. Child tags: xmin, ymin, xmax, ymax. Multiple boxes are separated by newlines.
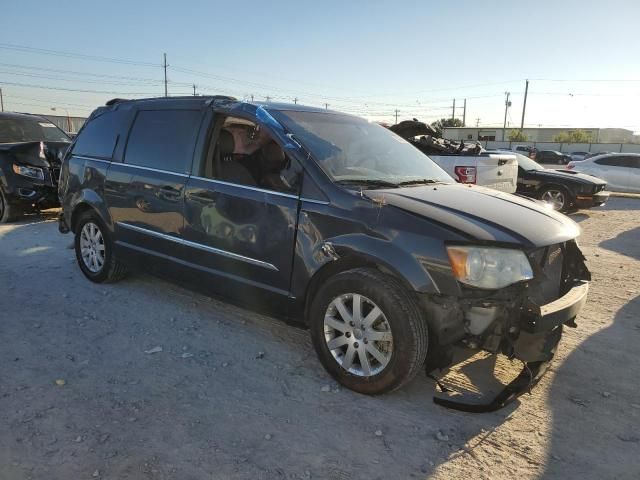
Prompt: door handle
<box><xmin>158</xmin><ymin>185</ymin><xmax>182</xmax><ymax>201</ymax></box>
<box><xmin>188</xmin><ymin>191</ymin><xmax>218</xmax><ymax>204</ymax></box>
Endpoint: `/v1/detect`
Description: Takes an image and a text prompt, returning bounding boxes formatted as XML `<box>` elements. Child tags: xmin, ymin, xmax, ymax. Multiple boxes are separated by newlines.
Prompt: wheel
<box><xmin>309</xmin><ymin>267</ymin><xmax>429</xmax><ymax>395</ymax></box>
<box><xmin>74</xmin><ymin>211</ymin><xmax>128</xmax><ymax>283</ymax></box>
<box><xmin>0</xmin><ymin>187</ymin><xmax>22</xmax><ymax>223</ymax></box>
<box><xmin>540</xmin><ymin>186</ymin><xmax>569</xmax><ymax>212</ymax></box>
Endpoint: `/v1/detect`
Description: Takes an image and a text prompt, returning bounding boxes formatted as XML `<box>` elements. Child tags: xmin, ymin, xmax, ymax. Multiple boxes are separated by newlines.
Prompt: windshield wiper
<box><xmin>396</xmin><ymin>179</ymin><xmax>441</xmax><ymax>186</ymax></box>
<box><xmin>335</xmin><ymin>179</ymin><xmax>400</xmax><ymax>189</ymax></box>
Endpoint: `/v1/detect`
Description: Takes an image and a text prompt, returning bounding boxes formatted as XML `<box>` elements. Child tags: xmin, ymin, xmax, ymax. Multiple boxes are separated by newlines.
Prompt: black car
<box><xmin>536</xmin><ymin>150</ymin><xmax>572</xmax><ymax>165</ymax></box>
<box><xmin>493</xmin><ymin>151</ymin><xmax>609</xmax><ymax>212</ymax></box>
<box><xmin>57</xmin><ymin>96</ymin><xmax>590</xmax><ymax>404</ymax></box>
<box><xmin>0</xmin><ymin>112</ymin><xmax>71</xmax><ymax>222</ymax></box>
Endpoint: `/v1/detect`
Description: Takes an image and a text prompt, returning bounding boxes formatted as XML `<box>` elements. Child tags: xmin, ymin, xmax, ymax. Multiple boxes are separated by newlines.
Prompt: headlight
<box><xmin>446</xmin><ymin>246</ymin><xmax>533</xmax><ymax>289</ymax></box>
<box><xmin>12</xmin><ymin>163</ymin><xmax>44</xmax><ymax>181</ymax></box>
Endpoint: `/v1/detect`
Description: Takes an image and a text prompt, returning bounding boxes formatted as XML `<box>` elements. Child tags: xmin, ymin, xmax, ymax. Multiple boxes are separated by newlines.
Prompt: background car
<box><xmin>584</xmin><ymin>151</ymin><xmax>611</xmax><ymax>159</ymax></box>
<box><xmin>0</xmin><ymin>112</ymin><xmax>71</xmax><ymax>222</ymax></box>
<box><xmin>567</xmin><ymin>153</ymin><xmax>640</xmax><ymax>193</ymax></box>
<box><xmin>536</xmin><ymin>150</ymin><xmax>572</xmax><ymax>165</ymax></box>
<box><xmin>570</xmin><ymin>151</ymin><xmax>590</xmax><ymax>162</ymax></box>
<box><xmin>490</xmin><ymin>151</ymin><xmax>608</xmax><ymax>212</ymax></box>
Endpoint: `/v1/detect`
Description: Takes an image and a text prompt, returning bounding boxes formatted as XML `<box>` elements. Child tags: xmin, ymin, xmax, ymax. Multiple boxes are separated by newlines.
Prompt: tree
<box><xmin>553</xmin><ymin>129</ymin><xmax>593</xmax><ymax>143</ymax></box>
<box><xmin>507</xmin><ymin>129</ymin><xmax>528</xmax><ymax>142</ymax></box>
<box><xmin>430</xmin><ymin>118</ymin><xmax>463</xmax><ymax>138</ymax></box>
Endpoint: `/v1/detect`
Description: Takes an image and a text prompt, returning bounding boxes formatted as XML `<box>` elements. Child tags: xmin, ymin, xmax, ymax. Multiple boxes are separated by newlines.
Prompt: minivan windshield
<box><xmin>269</xmin><ymin>110</ymin><xmax>453</xmax><ymax>186</ymax></box>
<box><xmin>0</xmin><ymin>116</ymin><xmax>70</xmax><ymax>144</ymax></box>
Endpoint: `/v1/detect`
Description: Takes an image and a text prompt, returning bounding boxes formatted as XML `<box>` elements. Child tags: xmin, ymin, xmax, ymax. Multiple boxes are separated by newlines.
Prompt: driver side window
<box><xmin>201</xmin><ymin>115</ymin><xmax>302</xmax><ymax>194</ymax></box>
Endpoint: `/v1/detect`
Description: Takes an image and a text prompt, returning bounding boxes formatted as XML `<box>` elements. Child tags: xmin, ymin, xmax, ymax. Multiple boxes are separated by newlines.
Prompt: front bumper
<box><xmin>522</xmin><ymin>281</ymin><xmax>589</xmax><ymax>333</ymax></box>
<box><xmin>575</xmin><ymin>191</ymin><xmax>609</xmax><ymax>208</ymax></box>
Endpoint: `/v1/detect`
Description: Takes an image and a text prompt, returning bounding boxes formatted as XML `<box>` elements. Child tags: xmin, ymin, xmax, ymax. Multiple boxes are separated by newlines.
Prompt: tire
<box><xmin>309</xmin><ymin>267</ymin><xmax>428</xmax><ymax>395</ymax></box>
<box><xmin>539</xmin><ymin>186</ymin><xmax>570</xmax><ymax>212</ymax></box>
<box><xmin>74</xmin><ymin>210</ymin><xmax>128</xmax><ymax>283</ymax></box>
<box><xmin>0</xmin><ymin>187</ymin><xmax>22</xmax><ymax>223</ymax></box>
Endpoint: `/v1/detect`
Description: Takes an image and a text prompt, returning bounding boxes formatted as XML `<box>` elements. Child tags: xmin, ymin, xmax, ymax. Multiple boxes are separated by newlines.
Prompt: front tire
<box><xmin>309</xmin><ymin>268</ymin><xmax>428</xmax><ymax>395</ymax></box>
<box><xmin>0</xmin><ymin>187</ymin><xmax>22</xmax><ymax>223</ymax></box>
<box><xmin>74</xmin><ymin>211</ymin><xmax>128</xmax><ymax>283</ymax></box>
<box><xmin>540</xmin><ymin>186</ymin><xmax>570</xmax><ymax>212</ymax></box>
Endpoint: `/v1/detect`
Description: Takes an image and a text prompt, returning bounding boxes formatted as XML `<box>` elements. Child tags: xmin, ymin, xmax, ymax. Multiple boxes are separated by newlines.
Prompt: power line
<box><xmin>0</xmin><ymin>43</ymin><xmax>160</xmax><ymax>67</ymax></box>
<box><xmin>0</xmin><ymin>62</ymin><xmax>189</xmax><ymax>85</ymax></box>
<box><xmin>0</xmin><ymin>80</ymin><xmax>189</xmax><ymax>96</ymax></box>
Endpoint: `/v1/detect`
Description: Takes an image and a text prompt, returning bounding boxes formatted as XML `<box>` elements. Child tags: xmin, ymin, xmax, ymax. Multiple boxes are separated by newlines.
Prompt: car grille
<box><xmin>527</xmin><ymin>244</ymin><xmax>564</xmax><ymax>305</ymax></box>
<box><xmin>594</xmin><ymin>184</ymin><xmax>606</xmax><ymax>193</ymax></box>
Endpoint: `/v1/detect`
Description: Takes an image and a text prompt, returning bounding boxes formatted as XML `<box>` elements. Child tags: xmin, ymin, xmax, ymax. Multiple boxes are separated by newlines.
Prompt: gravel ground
<box><xmin>0</xmin><ymin>198</ymin><xmax>638</xmax><ymax>480</ymax></box>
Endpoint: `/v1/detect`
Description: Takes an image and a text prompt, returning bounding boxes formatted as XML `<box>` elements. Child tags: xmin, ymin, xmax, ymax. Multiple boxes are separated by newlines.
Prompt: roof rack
<box><xmin>105</xmin><ymin>95</ymin><xmax>237</xmax><ymax>107</ymax></box>
<box><xmin>105</xmin><ymin>98</ymin><xmax>128</xmax><ymax>106</ymax></box>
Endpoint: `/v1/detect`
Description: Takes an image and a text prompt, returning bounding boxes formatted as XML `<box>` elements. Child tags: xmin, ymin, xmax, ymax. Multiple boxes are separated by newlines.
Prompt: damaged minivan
<box><xmin>58</xmin><ymin>96</ymin><xmax>590</xmax><ymax>405</ymax></box>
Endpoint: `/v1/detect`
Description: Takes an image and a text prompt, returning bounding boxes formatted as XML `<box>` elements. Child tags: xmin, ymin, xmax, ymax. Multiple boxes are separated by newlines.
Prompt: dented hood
<box><xmin>366</xmin><ymin>183</ymin><xmax>581</xmax><ymax>248</ymax></box>
<box><xmin>0</xmin><ymin>141</ymin><xmax>69</xmax><ymax>168</ymax></box>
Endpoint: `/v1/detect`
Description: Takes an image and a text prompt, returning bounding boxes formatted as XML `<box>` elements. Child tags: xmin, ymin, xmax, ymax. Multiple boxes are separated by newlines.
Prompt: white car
<box><xmin>567</xmin><ymin>153</ymin><xmax>640</xmax><ymax>193</ymax></box>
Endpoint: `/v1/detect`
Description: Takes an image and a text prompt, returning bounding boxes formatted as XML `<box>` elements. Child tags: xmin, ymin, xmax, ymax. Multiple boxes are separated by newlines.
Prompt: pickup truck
<box><xmin>390</xmin><ymin>120</ymin><xmax>518</xmax><ymax>193</ymax></box>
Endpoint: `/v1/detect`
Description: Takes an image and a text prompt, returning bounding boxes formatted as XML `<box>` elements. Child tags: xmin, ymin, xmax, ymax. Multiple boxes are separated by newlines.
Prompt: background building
<box><xmin>443</xmin><ymin>127</ymin><xmax>635</xmax><ymax>143</ymax></box>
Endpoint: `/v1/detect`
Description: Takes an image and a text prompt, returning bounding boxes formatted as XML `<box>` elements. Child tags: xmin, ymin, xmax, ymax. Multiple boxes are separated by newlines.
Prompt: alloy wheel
<box><xmin>323</xmin><ymin>293</ymin><xmax>393</xmax><ymax>377</ymax></box>
<box><xmin>541</xmin><ymin>189</ymin><xmax>566</xmax><ymax>210</ymax></box>
<box><xmin>80</xmin><ymin>222</ymin><xmax>106</xmax><ymax>273</ymax></box>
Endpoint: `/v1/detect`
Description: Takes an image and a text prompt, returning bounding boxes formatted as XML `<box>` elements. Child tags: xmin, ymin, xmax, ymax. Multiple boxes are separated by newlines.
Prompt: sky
<box><xmin>1</xmin><ymin>0</ymin><xmax>639</xmax><ymax>132</ymax></box>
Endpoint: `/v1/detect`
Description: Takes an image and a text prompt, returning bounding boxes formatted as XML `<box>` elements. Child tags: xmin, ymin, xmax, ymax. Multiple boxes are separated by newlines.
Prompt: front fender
<box><xmin>290</xmin><ymin>207</ymin><xmax>442</xmax><ymax>307</ymax></box>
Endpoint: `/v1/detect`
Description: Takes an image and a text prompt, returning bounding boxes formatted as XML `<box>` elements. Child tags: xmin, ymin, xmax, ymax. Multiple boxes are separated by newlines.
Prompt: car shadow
<box><xmin>540</xmin><ymin>295</ymin><xmax>640</xmax><ymax>479</ymax></box>
<box><xmin>600</xmin><ymin>227</ymin><xmax>640</xmax><ymax>260</ymax></box>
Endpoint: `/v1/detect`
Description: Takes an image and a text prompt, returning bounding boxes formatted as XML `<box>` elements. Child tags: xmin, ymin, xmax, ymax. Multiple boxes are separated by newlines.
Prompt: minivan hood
<box><xmin>366</xmin><ymin>183</ymin><xmax>580</xmax><ymax>248</ymax></box>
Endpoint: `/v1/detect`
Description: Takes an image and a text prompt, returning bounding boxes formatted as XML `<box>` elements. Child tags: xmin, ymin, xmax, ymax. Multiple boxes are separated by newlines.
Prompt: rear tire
<box><xmin>309</xmin><ymin>267</ymin><xmax>428</xmax><ymax>395</ymax></box>
<box><xmin>74</xmin><ymin>210</ymin><xmax>128</xmax><ymax>283</ymax></box>
<box><xmin>0</xmin><ymin>187</ymin><xmax>22</xmax><ymax>223</ymax></box>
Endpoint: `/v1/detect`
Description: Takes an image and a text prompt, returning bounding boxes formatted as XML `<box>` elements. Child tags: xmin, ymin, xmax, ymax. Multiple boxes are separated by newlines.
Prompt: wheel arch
<box><xmin>69</xmin><ymin>189</ymin><xmax>113</xmax><ymax>234</ymax></box>
<box><xmin>301</xmin><ymin>244</ymin><xmax>436</xmax><ymax>326</ymax></box>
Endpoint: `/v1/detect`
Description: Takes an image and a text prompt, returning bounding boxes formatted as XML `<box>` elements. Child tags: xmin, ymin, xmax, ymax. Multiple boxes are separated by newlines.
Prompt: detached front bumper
<box><xmin>575</xmin><ymin>191</ymin><xmax>609</xmax><ymax>208</ymax></box>
<box><xmin>522</xmin><ymin>281</ymin><xmax>589</xmax><ymax>333</ymax></box>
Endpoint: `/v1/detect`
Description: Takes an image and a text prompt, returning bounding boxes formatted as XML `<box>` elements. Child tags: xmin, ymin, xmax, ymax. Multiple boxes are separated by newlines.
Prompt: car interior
<box><xmin>201</xmin><ymin>116</ymin><xmax>295</xmax><ymax>193</ymax></box>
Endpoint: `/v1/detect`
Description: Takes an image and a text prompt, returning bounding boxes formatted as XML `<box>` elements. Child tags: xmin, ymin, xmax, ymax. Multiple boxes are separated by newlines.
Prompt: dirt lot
<box><xmin>1</xmin><ymin>198</ymin><xmax>638</xmax><ymax>480</ymax></box>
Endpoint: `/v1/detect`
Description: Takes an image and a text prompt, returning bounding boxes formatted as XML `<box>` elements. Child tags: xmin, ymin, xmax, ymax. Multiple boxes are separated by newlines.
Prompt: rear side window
<box><xmin>595</xmin><ymin>156</ymin><xmax>634</xmax><ymax>167</ymax></box>
<box><xmin>72</xmin><ymin>110</ymin><xmax>124</xmax><ymax>159</ymax></box>
<box><xmin>124</xmin><ymin>110</ymin><xmax>201</xmax><ymax>173</ymax></box>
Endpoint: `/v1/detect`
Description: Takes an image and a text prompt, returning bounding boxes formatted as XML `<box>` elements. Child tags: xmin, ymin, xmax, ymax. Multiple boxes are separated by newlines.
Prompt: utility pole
<box><xmin>0</xmin><ymin>87</ymin><xmax>3</xmax><ymax>112</ymax></box>
<box><xmin>293</xmin><ymin>97</ymin><xmax>298</xmax><ymax>104</ymax></box>
<box><xmin>265</xmin><ymin>96</ymin><xmax>272</xmax><ymax>102</ymax></box>
<box><xmin>324</xmin><ymin>103</ymin><xmax>329</xmax><ymax>110</ymax></box>
<box><xmin>451</xmin><ymin>99</ymin><xmax>456</xmax><ymax>120</ymax></box>
<box><xmin>192</xmin><ymin>84</ymin><xmax>197</xmax><ymax>96</ymax></box>
<box><xmin>520</xmin><ymin>79</ymin><xmax>529</xmax><ymax>129</ymax></box>
<box><xmin>462</xmin><ymin>98</ymin><xmax>467</xmax><ymax>127</ymax></box>
<box><xmin>502</xmin><ymin>92</ymin><xmax>511</xmax><ymax>140</ymax></box>
<box><xmin>163</xmin><ymin>53</ymin><xmax>168</xmax><ymax>97</ymax></box>
<box><xmin>250</xmin><ymin>94</ymin><xmax>254</xmax><ymax>102</ymax></box>
<box><xmin>475</xmin><ymin>117</ymin><xmax>480</xmax><ymax>128</ymax></box>
<box><xmin>394</xmin><ymin>109</ymin><xmax>399</xmax><ymax>124</ymax></box>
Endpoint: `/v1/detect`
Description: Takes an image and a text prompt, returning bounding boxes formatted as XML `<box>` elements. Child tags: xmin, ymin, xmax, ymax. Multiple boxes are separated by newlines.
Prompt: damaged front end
<box><xmin>424</xmin><ymin>240</ymin><xmax>590</xmax><ymax>412</ymax></box>
<box><xmin>0</xmin><ymin>141</ymin><xmax>68</xmax><ymax>211</ymax></box>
